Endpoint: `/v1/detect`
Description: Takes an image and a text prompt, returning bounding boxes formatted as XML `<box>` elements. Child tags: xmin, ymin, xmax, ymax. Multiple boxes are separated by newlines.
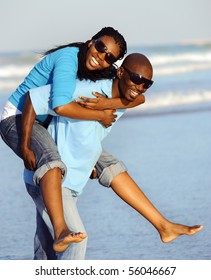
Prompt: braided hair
<box><xmin>43</xmin><ymin>27</ymin><xmax>127</xmax><ymax>82</ymax></box>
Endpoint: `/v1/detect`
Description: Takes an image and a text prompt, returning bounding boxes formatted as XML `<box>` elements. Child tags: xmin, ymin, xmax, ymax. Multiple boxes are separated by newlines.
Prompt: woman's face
<box><xmin>85</xmin><ymin>35</ymin><xmax>120</xmax><ymax>71</ymax></box>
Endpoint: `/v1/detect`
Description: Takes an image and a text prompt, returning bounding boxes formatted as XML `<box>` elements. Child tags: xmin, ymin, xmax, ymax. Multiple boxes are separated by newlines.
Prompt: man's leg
<box><xmin>26</xmin><ymin>183</ymin><xmax>87</xmax><ymax>260</ymax></box>
<box><xmin>57</xmin><ymin>188</ymin><xmax>87</xmax><ymax>260</ymax></box>
<box><xmin>34</xmin><ymin>209</ymin><xmax>57</xmax><ymax>260</ymax></box>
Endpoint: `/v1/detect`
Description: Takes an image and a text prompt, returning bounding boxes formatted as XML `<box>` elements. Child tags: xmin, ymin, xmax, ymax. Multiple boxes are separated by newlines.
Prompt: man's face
<box><xmin>118</xmin><ymin>64</ymin><xmax>153</xmax><ymax>102</ymax></box>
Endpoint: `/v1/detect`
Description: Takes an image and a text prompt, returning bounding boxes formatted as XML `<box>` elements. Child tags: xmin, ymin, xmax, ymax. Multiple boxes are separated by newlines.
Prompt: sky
<box><xmin>0</xmin><ymin>0</ymin><xmax>211</xmax><ymax>52</ymax></box>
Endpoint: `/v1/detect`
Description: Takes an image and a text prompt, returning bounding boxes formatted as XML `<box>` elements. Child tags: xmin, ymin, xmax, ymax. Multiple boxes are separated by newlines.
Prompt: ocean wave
<box><xmin>141</xmin><ymin>90</ymin><xmax>211</xmax><ymax>110</ymax></box>
<box><xmin>1</xmin><ymin>55</ymin><xmax>211</xmax><ymax>81</ymax></box>
<box><xmin>154</xmin><ymin>63</ymin><xmax>211</xmax><ymax>75</ymax></box>
<box><xmin>1</xmin><ymin>61</ymin><xmax>211</xmax><ymax>81</ymax></box>
<box><xmin>151</xmin><ymin>52</ymin><xmax>211</xmax><ymax>66</ymax></box>
<box><xmin>0</xmin><ymin>65</ymin><xmax>32</xmax><ymax>78</ymax></box>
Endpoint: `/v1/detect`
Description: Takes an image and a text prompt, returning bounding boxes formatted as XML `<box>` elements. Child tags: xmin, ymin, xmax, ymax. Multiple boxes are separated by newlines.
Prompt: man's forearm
<box><xmin>104</xmin><ymin>95</ymin><xmax>145</xmax><ymax>109</ymax></box>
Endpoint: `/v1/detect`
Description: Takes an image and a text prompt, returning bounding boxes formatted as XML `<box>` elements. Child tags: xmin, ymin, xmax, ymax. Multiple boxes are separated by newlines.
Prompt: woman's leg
<box><xmin>95</xmin><ymin>150</ymin><xmax>203</xmax><ymax>242</ymax></box>
<box><xmin>26</xmin><ymin>183</ymin><xmax>87</xmax><ymax>259</ymax></box>
<box><xmin>1</xmin><ymin>115</ymin><xmax>86</xmax><ymax>252</ymax></box>
<box><xmin>110</xmin><ymin>172</ymin><xmax>203</xmax><ymax>242</ymax></box>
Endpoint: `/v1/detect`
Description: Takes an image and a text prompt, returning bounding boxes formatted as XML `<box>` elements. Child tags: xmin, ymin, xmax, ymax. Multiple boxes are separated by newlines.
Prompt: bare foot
<box><xmin>53</xmin><ymin>231</ymin><xmax>87</xmax><ymax>252</ymax></box>
<box><xmin>160</xmin><ymin>223</ymin><xmax>204</xmax><ymax>243</ymax></box>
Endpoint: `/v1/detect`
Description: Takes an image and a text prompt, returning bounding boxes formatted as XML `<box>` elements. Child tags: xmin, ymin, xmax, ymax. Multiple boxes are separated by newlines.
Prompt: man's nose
<box><xmin>135</xmin><ymin>83</ymin><xmax>146</xmax><ymax>93</ymax></box>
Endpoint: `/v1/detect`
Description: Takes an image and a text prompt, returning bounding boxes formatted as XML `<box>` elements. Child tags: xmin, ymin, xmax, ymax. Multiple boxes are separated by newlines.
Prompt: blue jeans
<box><xmin>0</xmin><ymin>115</ymin><xmax>66</xmax><ymax>185</ymax></box>
<box><xmin>1</xmin><ymin>115</ymin><xmax>127</xmax><ymax>259</ymax></box>
<box><xmin>26</xmin><ymin>150</ymin><xmax>127</xmax><ymax>260</ymax></box>
<box><xmin>26</xmin><ymin>183</ymin><xmax>87</xmax><ymax>260</ymax></box>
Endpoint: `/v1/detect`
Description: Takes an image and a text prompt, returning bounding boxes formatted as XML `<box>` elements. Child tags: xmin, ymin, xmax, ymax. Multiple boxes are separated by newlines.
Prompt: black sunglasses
<box><xmin>93</xmin><ymin>40</ymin><xmax>117</xmax><ymax>65</ymax></box>
<box><xmin>123</xmin><ymin>66</ymin><xmax>154</xmax><ymax>89</ymax></box>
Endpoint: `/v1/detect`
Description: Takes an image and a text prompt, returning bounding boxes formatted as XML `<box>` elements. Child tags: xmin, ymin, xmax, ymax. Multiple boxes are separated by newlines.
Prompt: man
<box><xmin>24</xmin><ymin>53</ymin><xmax>203</xmax><ymax>259</ymax></box>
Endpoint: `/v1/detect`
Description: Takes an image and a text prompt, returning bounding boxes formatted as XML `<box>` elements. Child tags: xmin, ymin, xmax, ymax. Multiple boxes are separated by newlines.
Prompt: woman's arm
<box><xmin>75</xmin><ymin>92</ymin><xmax>145</xmax><ymax>110</ymax></box>
<box><xmin>54</xmin><ymin>102</ymin><xmax>116</xmax><ymax>127</ymax></box>
<box><xmin>21</xmin><ymin>91</ymin><xmax>117</xmax><ymax>169</ymax></box>
<box><xmin>21</xmin><ymin>92</ymin><xmax>37</xmax><ymax>170</ymax></box>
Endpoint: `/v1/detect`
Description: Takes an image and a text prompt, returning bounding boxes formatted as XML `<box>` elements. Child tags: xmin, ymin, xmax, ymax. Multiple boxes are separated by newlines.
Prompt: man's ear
<box><xmin>88</xmin><ymin>40</ymin><xmax>93</xmax><ymax>48</ymax></box>
<box><xmin>117</xmin><ymin>66</ymin><xmax>124</xmax><ymax>79</ymax></box>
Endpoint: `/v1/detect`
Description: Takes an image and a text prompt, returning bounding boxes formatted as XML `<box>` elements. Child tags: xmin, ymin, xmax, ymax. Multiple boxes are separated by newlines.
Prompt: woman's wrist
<box><xmin>97</xmin><ymin>111</ymin><xmax>105</xmax><ymax>122</ymax></box>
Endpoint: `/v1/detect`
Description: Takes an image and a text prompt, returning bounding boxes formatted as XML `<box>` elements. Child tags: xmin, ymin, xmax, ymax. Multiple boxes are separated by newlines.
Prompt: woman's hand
<box><xmin>21</xmin><ymin>146</ymin><xmax>36</xmax><ymax>170</ymax></box>
<box><xmin>76</xmin><ymin>92</ymin><xmax>109</xmax><ymax>110</ymax></box>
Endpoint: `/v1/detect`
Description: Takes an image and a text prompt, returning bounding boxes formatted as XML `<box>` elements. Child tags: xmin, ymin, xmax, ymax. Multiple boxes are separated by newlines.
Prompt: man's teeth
<box><xmin>92</xmin><ymin>57</ymin><xmax>99</xmax><ymax>65</ymax></box>
<box><xmin>131</xmin><ymin>90</ymin><xmax>138</xmax><ymax>97</ymax></box>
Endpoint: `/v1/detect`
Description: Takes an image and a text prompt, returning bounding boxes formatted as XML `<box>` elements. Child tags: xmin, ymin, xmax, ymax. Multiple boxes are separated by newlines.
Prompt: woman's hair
<box><xmin>43</xmin><ymin>27</ymin><xmax>127</xmax><ymax>81</ymax></box>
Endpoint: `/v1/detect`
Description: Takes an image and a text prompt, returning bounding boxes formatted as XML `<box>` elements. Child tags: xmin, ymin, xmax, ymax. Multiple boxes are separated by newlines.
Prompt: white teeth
<box><xmin>130</xmin><ymin>90</ymin><xmax>138</xmax><ymax>97</ymax></box>
<box><xmin>92</xmin><ymin>56</ymin><xmax>99</xmax><ymax>65</ymax></box>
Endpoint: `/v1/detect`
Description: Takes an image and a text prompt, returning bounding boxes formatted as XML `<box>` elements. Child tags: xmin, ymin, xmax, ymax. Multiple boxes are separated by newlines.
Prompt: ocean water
<box><xmin>0</xmin><ymin>43</ymin><xmax>211</xmax><ymax>260</ymax></box>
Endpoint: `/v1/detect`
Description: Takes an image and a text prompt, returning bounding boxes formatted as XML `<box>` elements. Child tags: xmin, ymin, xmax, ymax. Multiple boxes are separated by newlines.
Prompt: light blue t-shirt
<box><xmin>8</xmin><ymin>47</ymin><xmax>79</xmax><ymax>111</ymax></box>
<box><xmin>24</xmin><ymin>80</ymin><xmax>125</xmax><ymax>195</ymax></box>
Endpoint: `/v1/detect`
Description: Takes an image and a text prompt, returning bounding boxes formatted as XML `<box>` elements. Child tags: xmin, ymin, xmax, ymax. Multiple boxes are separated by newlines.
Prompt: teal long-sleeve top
<box><xmin>8</xmin><ymin>47</ymin><xmax>79</xmax><ymax>111</ymax></box>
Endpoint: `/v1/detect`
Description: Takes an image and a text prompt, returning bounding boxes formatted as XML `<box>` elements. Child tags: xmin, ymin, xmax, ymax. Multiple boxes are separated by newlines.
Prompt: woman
<box><xmin>0</xmin><ymin>27</ymin><xmax>134</xmax><ymax>252</ymax></box>
<box><xmin>24</xmin><ymin>53</ymin><xmax>203</xmax><ymax>259</ymax></box>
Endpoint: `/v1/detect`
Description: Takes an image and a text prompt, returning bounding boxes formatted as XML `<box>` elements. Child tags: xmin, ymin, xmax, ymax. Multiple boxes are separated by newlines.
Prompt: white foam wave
<box><xmin>142</xmin><ymin>90</ymin><xmax>211</xmax><ymax>110</ymax></box>
<box><xmin>154</xmin><ymin>63</ymin><xmax>211</xmax><ymax>75</ymax></box>
<box><xmin>151</xmin><ymin>52</ymin><xmax>211</xmax><ymax>66</ymax></box>
<box><xmin>0</xmin><ymin>65</ymin><xmax>32</xmax><ymax>78</ymax></box>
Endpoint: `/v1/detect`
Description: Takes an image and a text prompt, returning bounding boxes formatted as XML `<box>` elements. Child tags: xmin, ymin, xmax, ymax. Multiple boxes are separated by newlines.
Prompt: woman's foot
<box><xmin>53</xmin><ymin>231</ymin><xmax>87</xmax><ymax>252</ymax></box>
<box><xmin>159</xmin><ymin>223</ymin><xmax>203</xmax><ymax>243</ymax></box>
<box><xmin>90</xmin><ymin>167</ymin><xmax>98</xmax><ymax>179</ymax></box>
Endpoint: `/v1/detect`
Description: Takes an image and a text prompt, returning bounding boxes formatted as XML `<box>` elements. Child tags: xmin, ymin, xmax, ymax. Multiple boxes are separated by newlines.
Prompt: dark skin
<box><xmin>21</xmin><ymin>93</ymin><xmax>144</xmax><ymax>170</ymax></box>
<box><xmin>21</xmin><ymin>94</ymin><xmax>117</xmax><ymax>170</ymax></box>
<box><xmin>22</xmin><ymin>53</ymin><xmax>203</xmax><ymax>252</ymax></box>
<box><xmin>20</xmin><ymin>53</ymin><xmax>149</xmax><ymax>253</ymax></box>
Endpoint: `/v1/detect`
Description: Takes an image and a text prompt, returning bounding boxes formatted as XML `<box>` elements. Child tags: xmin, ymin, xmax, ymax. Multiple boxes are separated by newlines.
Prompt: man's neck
<box><xmin>111</xmin><ymin>79</ymin><xmax>120</xmax><ymax>98</ymax></box>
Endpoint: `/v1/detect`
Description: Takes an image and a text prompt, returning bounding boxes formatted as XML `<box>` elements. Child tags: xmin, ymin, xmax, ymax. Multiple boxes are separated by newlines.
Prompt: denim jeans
<box><xmin>26</xmin><ymin>183</ymin><xmax>87</xmax><ymax>260</ymax></box>
<box><xmin>96</xmin><ymin>150</ymin><xmax>127</xmax><ymax>187</ymax></box>
<box><xmin>1</xmin><ymin>115</ymin><xmax>127</xmax><ymax>259</ymax></box>
<box><xmin>0</xmin><ymin>115</ymin><xmax>66</xmax><ymax>185</ymax></box>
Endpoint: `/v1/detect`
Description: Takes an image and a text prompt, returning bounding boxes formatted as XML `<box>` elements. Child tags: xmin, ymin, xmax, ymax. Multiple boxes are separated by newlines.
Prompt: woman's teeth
<box><xmin>92</xmin><ymin>56</ymin><xmax>99</xmax><ymax>65</ymax></box>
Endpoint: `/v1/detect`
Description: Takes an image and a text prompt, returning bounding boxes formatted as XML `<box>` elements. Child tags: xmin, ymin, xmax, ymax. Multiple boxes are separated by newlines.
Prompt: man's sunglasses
<box><xmin>123</xmin><ymin>66</ymin><xmax>154</xmax><ymax>89</ymax></box>
<box><xmin>93</xmin><ymin>40</ymin><xmax>117</xmax><ymax>65</ymax></box>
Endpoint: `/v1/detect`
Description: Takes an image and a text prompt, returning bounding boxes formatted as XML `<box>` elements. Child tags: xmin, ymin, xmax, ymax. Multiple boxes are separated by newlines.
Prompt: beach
<box><xmin>0</xmin><ymin>104</ymin><xmax>210</xmax><ymax>260</ymax></box>
<box><xmin>0</xmin><ymin>43</ymin><xmax>211</xmax><ymax>260</ymax></box>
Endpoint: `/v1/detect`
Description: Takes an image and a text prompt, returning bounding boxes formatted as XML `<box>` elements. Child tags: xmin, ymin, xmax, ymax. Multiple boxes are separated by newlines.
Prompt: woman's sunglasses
<box><xmin>93</xmin><ymin>40</ymin><xmax>117</xmax><ymax>65</ymax></box>
<box><xmin>123</xmin><ymin>66</ymin><xmax>154</xmax><ymax>89</ymax></box>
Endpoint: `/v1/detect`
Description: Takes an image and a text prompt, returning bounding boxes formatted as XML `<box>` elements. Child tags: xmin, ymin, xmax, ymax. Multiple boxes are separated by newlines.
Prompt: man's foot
<box><xmin>160</xmin><ymin>223</ymin><xmax>203</xmax><ymax>243</ymax></box>
<box><xmin>53</xmin><ymin>231</ymin><xmax>87</xmax><ymax>252</ymax></box>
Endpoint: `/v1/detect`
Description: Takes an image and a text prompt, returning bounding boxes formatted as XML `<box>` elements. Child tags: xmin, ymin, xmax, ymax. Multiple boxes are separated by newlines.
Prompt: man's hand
<box><xmin>100</xmin><ymin>109</ymin><xmax>117</xmax><ymax>128</ymax></box>
<box><xmin>76</xmin><ymin>92</ymin><xmax>108</xmax><ymax>110</ymax></box>
<box><xmin>21</xmin><ymin>147</ymin><xmax>36</xmax><ymax>170</ymax></box>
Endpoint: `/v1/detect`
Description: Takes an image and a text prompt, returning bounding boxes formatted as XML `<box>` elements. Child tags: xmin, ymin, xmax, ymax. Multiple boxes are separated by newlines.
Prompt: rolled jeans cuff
<box><xmin>98</xmin><ymin>161</ymin><xmax>127</xmax><ymax>188</ymax></box>
<box><xmin>33</xmin><ymin>160</ymin><xmax>67</xmax><ymax>185</ymax></box>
